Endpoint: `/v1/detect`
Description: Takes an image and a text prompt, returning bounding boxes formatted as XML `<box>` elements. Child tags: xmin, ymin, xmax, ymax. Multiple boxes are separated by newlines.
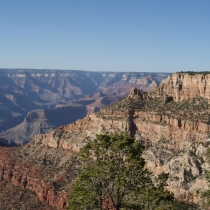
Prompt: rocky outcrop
<box><xmin>128</xmin><ymin>87</ymin><xmax>151</xmax><ymax>100</ymax></box>
<box><xmin>154</xmin><ymin>72</ymin><xmax>210</xmax><ymax>101</ymax></box>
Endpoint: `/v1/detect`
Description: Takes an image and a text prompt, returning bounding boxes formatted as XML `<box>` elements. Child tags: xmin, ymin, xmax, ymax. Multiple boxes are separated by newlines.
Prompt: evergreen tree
<box><xmin>68</xmin><ymin>133</ymin><xmax>194</xmax><ymax>210</ymax></box>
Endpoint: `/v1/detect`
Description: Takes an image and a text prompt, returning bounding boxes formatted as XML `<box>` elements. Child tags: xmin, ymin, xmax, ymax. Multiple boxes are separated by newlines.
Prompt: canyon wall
<box><xmin>154</xmin><ymin>73</ymin><xmax>210</xmax><ymax>101</ymax></box>
<box><xmin>1</xmin><ymin>73</ymin><xmax>210</xmax><ymax>209</ymax></box>
<box><xmin>1</xmin><ymin>103</ymin><xmax>209</xmax><ymax>209</ymax></box>
<box><xmin>0</xmin><ymin>105</ymin><xmax>88</xmax><ymax>146</ymax></box>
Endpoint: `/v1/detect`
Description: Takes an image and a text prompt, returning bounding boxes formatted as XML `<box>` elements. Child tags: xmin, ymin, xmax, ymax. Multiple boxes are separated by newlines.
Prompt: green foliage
<box><xmin>100</xmin><ymin>92</ymin><xmax>210</xmax><ymax>126</ymax></box>
<box><xmin>206</xmin><ymin>148</ymin><xmax>210</xmax><ymax>162</ymax></box>
<box><xmin>177</xmin><ymin>71</ymin><xmax>210</xmax><ymax>75</ymax></box>
<box><xmin>68</xmin><ymin>133</ymin><xmax>194</xmax><ymax>210</ymax></box>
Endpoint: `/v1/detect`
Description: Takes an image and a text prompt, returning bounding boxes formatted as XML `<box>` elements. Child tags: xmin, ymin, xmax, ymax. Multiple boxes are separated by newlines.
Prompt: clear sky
<box><xmin>0</xmin><ymin>0</ymin><xmax>210</xmax><ymax>72</ymax></box>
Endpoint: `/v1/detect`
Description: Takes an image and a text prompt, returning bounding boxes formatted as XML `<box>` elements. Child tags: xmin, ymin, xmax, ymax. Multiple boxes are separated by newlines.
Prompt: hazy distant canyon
<box><xmin>0</xmin><ymin>69</ymin><xmax>170</xmax><ymax>146</ymax></box>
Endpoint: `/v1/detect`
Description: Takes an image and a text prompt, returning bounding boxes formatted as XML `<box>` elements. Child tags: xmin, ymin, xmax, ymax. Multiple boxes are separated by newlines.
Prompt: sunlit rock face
<box><xmin>154</xmin><ymin>72</ymin><xmax>210</xmax><ymax>101</ymax></box>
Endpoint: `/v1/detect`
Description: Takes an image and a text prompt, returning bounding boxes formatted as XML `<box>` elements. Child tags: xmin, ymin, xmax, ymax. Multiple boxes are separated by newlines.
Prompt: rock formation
<box><xmin>128</xmin><ymin>87</ymin><xmax>151</xmax><ymax>100</ymax></box>
<box><xmin>154</xmin><ymin>72</ymin><xmax>210</xmax><ymax>101</ymax></box>
<box><xmin>0</xmin><ymin>72</ymin><xmax>210</xmax><ymax>209</ymax></box>
<box><xmin>0</xmin><ymin>105</ymin><xmax>88</xmax><ymax>146</ymax></box>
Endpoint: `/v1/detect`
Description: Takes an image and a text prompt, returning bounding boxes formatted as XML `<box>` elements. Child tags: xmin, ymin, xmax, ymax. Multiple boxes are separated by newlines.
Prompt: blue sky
<box><xmin>0</xmin><ymin>0</ymin><xmax>210</xmax><ymax>72</ymax></box>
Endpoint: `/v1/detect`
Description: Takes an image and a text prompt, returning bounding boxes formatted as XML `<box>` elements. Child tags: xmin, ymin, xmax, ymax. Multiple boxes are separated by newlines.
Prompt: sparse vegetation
<box><xmin>177</xmin><ymin>71</ymin><xmax>210</xmax><ymax>75</ymax></box>
<box><xmin>98</xmin><ymin>95</ymin><xmax>210</xmax><ymax>126</ymax></box>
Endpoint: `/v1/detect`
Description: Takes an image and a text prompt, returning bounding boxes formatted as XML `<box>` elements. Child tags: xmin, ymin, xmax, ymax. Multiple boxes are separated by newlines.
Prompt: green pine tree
<box><xmin>68</xmin><ymin>133</ymin><xmax>196</xmax><ymax>210</ymax></box>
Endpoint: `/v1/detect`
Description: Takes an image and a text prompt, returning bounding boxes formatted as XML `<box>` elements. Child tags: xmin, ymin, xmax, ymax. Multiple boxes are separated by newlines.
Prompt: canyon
<box><xmin>0</xmin><ymin>69</ymin><xmax>169</xmax><ymax>145</ymax></box>
<box><xmin>0</xmin><ymin>72</ymin><xmax>210</xmax><ymax>209</ymax></box>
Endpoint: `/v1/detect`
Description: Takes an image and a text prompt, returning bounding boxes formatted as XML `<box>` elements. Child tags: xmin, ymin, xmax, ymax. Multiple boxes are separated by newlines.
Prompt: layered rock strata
<box><xmin>1</xmin><ymin>74</ymin><xmax>210</xmax><ymax>209</ymax></box>
<box><xmin>154</xmin><ymin>72</ymin><xmax>210</xmax><ymax>101</ymax></box>
<box><xmin>0</xmin><ymin>98</ymin><xmax>209</xmax><ymax>208</ymax></box>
